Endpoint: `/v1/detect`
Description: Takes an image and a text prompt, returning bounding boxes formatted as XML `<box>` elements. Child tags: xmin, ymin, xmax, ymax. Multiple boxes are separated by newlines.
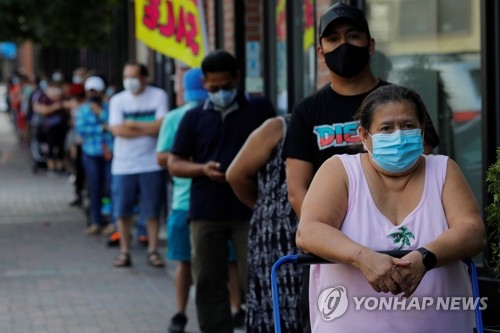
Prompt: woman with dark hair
<box><xmin>227</xmin><ymin>114</ymin><xmax>304</xmax><ymax>333</ymax></box>
<box><xmin>33</xmin><ymin>81</ymin><xmax>69</xmax><ymax>174</ymax></box>
<box><xmin>297</xmin><ymin>85</ymin><xmax>485</xmax><ymax>332</ymax></box>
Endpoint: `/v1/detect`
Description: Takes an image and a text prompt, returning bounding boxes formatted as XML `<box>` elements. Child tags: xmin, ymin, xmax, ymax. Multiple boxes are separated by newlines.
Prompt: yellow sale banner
<box><xmin>135</xmin><ymin>0</ymin><xmax>208</xmax><ymax>67</ymax></box>
<box><xmin>276</xmin><ymin>0</ymin><xmax>315</xmax><ymax>50</ymax></box>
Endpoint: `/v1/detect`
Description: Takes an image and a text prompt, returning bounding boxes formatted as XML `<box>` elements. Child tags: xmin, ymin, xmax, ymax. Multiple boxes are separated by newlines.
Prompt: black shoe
<box><xmin>232</xmin><ymin>308</ymin><xmax>245</xmax><ymax>329</ymax></box>
<box><xmin>69</xmin><ymin>197</ymin><xmax>82</xmax><ymax>207</ymax></box>
<box><xmin>168</xmin><ymin>312</ymin><xmax>187</xmax><ymax>333</ymax></box>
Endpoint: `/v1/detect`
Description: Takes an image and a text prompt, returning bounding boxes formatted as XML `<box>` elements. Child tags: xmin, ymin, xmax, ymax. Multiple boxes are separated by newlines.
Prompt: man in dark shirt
<box><xmin>168</xmin><ymin>50</ymin><xmax>275</xmax><ymax>333</ymax></box>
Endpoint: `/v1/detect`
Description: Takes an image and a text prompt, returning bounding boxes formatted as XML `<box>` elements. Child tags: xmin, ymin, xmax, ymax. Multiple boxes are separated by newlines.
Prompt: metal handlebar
<box><xmin>294</xmin><ymin>250</ymin><xmax>412</xmax><ymax>264</ymax></box>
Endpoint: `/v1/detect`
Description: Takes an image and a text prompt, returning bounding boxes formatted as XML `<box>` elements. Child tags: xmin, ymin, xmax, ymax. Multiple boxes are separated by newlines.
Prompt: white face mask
<box><xmin>72</xmin><ymin>75</ymin><xmax>83</xmax><ymax>84</ymax></box>
<box><xmin>52</xmin><ymin>72</ymin><xmax>64</xmax><ymax>82</ymax></box>
<box><xmin>123</xmin><ymin>78</ymin><xmax>141</xmax><ymax>95</ymax></box>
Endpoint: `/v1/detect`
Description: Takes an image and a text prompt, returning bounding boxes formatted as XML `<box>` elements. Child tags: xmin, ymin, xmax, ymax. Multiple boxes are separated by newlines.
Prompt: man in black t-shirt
<box><xmin>282</xmin><ymin>3</ymin><xmax>439</xmax><ymax>333</ymax></box>
<box><xmin>283</xmin><ymin>3</ymin><xmax>439</xmax><ymax>217</ymax></box>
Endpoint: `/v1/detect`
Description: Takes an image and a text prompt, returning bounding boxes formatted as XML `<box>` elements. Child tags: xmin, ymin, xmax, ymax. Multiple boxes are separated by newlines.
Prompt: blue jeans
<box><xmin>82</xmin><ymin>153</ymin><xmax>112</xmax><ymax>226</ymax></box>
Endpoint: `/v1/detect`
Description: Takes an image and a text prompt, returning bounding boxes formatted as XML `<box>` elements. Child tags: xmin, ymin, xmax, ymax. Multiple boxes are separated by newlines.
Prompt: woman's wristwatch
<box><xmin>416</xmin><ymin>247</ymin><xmax>437</xmax><ymax>271</ymax></box>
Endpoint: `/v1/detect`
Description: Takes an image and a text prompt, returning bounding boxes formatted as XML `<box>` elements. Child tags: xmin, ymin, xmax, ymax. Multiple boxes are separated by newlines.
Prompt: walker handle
<box><xmin>295</xmin><ymin>250</ymin><xmax>412</xmax><ymax>264</ymax></box>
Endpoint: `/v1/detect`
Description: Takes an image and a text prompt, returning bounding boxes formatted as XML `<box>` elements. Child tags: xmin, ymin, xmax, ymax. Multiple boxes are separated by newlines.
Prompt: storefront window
<box><xmin>366</xmin><ymin>0</ymin><xmax>483</xmax><ymax>207</ymax></box>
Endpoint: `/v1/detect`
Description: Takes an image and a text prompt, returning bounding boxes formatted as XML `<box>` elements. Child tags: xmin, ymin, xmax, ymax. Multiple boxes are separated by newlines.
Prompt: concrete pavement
<box><xmin>0</xmin><ymin>110</ymin><xmax>201</xmax><ymax>333</ymax></box>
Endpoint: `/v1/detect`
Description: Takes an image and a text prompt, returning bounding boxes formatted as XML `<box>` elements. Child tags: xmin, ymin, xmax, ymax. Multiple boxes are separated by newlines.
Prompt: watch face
<box><xmin>423</xmin><ymin>251</ymin><xmax>437</xmax><ymax>270</ymax></box>
<box><xmin>418</xmin><ymin>247</ymin><xmax>437</xmax><ymax>270</ymax></box>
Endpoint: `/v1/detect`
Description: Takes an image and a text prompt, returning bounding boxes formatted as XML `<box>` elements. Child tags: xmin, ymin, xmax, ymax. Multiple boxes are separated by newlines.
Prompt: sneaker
<box><xmin>106</xmin><ymin>231</ymin><xmax>120</xmax><ymax>247</ymax></box>
<box><xmin>168</xmin><ymin>312</ymin><xmax>187</xmax><ymax>333</ymax></box>
<box><xmin>232</xmin><ymin>307</ymin><xmax>245</xmax><ymax>329</ymax></box>
<box><xmin>84</xmin><ymin>224</ymin><xmax>102</xmax><ymax>236</ymax></box>
<box><xmin>101</xmin><ymin>224</ymin><xmax>116</xmax><ymax>237</ymax></box>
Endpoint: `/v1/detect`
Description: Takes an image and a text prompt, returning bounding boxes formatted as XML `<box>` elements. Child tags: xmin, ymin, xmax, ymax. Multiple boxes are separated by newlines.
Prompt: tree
<box><xmin>0</xmin><ymin>0</ymin><xmax>121</xmax><ymax>48</ymax></box>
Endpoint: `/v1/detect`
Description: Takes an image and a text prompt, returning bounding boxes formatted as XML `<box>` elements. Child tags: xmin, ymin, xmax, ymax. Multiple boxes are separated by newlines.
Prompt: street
<box><xmin>0</xmin><ymin>110</ymin><xmax>201</xmax><ymax>333</ymax></box>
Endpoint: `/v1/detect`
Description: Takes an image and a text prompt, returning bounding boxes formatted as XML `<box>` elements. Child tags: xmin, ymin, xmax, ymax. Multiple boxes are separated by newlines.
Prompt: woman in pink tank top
<box><xmin>296</xmin><ymin>85</ymin><xmax>485</xmax><ymax>333</ymax></box>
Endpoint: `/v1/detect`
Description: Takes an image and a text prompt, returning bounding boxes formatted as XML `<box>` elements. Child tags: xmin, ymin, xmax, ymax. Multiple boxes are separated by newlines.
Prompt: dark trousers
<box><xmin>74</xmin><ymin>144</ymin><xmax>85</xmax><ymax>198</ymax></box>
<box><xmin>45</xmin><ymin>125</ymin><xmax>67</xmax><ymax>160</ymax></box>
<box><xmin>190</xmin><ymin>219</ymin><xmax>249</xmax><ymax>333</ymax></box>
<box><xmin>82</xmin><ymin>153</ymin><xmax>111</xmax><ymax>226</ymax></box>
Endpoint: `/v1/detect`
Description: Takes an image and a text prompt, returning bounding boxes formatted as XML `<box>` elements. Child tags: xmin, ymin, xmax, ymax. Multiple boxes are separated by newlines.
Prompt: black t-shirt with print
<box><xmin>283</xmin><ymin>81</ymin><xmax>390</xmax><ymax>172</ymax></box>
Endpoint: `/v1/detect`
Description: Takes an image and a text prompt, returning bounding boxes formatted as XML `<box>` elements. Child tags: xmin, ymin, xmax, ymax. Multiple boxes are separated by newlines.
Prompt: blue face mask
<box><xmin>367</xmin><ymin>129</ymin><xmax>424</xmax><ymax>173</ymax></box>
<box><xmin>208</xmin><ymin>88</ymin><xmax>237</xmax><ymax>109</ymax></box>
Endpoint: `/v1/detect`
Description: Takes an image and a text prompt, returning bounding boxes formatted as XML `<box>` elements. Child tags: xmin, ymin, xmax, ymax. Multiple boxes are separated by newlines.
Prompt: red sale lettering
<box><xmin>157</xmin><ymin>2</ymin><xmax>199</xmax><ymax>55</ymax></box>
<box><xmin>304</xmin><ymin>0</ymin><xmax>314</xmax><ymax>28</ymax></box>
<box><xmin>185</xmin><ymin>12</ymin><xmax>199</xmax><ymax>55</ymax></box>
<box><xmin>158</xmin><ymin>1</ymin><xmax>176</xmax><ymax>36</ymax></box>
<box><xmin>175</xmin><ymin>6</ymin><xmax>187</xmax><ymax>42</ymax></box>
<box><xmin>143</xmin><ymin>0</ymin><xmax>160</xmax><ymax>30</ymax></box>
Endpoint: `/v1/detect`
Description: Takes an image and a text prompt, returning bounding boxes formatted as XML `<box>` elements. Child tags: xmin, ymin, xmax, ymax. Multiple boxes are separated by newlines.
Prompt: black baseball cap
<box><xmin>318</xmin><ymin>2</ymin><xmax>370</xmax><ymax>39</ymax></box>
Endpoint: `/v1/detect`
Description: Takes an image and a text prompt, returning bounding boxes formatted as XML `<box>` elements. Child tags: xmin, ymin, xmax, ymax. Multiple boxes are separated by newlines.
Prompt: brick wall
<box><xmin>223</xmin><ymin>0</ymin><xmax>235</xmax><ymax>53</ymax></box>
<box><xmin>245</xmin><ymin>0</ymin><xmax>262</xmax><ymax>42</ymax></box>
<box><xmin>206</xmin><ymin>0</ymin><xmax>216</xmax><ymax>51</ymax></box>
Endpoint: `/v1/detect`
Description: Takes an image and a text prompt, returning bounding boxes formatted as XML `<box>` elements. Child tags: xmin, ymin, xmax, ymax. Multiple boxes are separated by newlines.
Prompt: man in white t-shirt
<box><xmin>109</xmin><ymin>61</ymin><xmax>168</xmax><ymax>268</ymax></box>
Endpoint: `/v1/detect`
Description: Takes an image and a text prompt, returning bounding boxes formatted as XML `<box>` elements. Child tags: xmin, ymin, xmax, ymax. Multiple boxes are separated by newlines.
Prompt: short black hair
<box><xmin>201</xmin><ymin>50</ymin><xmax>238</xmax><ymax>78</ymax></box>
<box><xmin>124</xmin><ymin>60</ymin><xmax>149</xmax><ymax>77</ymax></box>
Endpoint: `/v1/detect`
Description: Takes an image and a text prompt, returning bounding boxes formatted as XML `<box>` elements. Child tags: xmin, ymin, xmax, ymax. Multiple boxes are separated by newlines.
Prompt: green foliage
<box><xmin>0</xmin><ymin>0</ymin><xmax>121</xmax><ymax>48</ymax></box>
<box><xmin>485</xmin><ymin>147</ymin><xmax>500</xmax><ymax>278</ymax></box>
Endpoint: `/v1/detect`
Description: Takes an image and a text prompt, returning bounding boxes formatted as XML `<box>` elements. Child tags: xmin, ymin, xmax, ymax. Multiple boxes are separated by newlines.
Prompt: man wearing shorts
<box><xmin>109</xmin><ymin>61</ymin><xmax>168</xmax><ymax>268</ymax></box>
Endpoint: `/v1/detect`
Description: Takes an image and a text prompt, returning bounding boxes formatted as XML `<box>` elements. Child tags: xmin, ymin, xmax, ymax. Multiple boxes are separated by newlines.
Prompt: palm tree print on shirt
<box><xmin>387</xmin><ymin>226</ymin><xmax>415</xmax><ymax>250</ymax></box>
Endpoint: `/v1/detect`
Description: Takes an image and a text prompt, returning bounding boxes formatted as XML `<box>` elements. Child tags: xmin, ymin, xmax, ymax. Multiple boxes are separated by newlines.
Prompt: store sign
<box><xmin>135</xmin><ymin>0</ymin><xmax>208</xmax><ymax>67</ymax></box>
<box><xmin>303</xmin><ymin>0</ymin><xmax>314</xmax><ymax>50</ymax></box>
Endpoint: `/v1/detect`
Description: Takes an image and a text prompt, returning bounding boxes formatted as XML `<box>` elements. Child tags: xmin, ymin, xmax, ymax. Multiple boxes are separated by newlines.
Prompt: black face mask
<box><xmin>324</xmin><ymin>43</ymin><xmax>370</xmax><ymax>78</ymax></box>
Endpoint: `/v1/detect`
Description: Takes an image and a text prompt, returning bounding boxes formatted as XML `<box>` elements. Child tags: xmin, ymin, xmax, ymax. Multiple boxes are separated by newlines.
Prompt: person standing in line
<box><xmin>158</xmin><ymin>68</ymin><xmax>246</xmax><ymax>333</ymax></box>
<box><xmin>168</xmin><ymin>50</ymin><xmax>275</xmax><ymax>333</ymax></box>
<box><xmin>65</xmin><ymin>82</ymin><xmax>87</xmax><ymax>207</ymax></box>
<box><xmin>156</xmin><ymin>68</ymin><xmax>207</xmax><ymax>333</ymax></box>
<box><xmin>282</xmin><ymin>3</ymin><xmax>440</xmax><ymax>332</ymax></box>
<box><xmin>33</xmin><ymin>80</ymin><xmax>71</xmax><ymax>175</ymax></box>
<box><xmin>75</xmin><ymin>76</ymin><xmax>115</xmax><ymax>236</ymax></box>
<box><xmin>296</xmin><ymin>85</ymin><xmax>485</xmax><ymax>332</ymax></box>
<box><xmin>226</xmin><ymin>114</ymin><xmax>304</xmax><ymax>333</ymax></box>
<box><xmin>66</xmin><ymin>67</ymin><xmax>88</xmax><ymax>207</ymax></box>
<box><xmin>108</xmin><ymin>61</ymin><xmax>168</xmax><ymax>268</ymax></box>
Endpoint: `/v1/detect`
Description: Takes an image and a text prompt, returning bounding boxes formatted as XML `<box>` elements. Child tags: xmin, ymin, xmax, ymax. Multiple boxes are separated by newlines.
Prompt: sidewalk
<box><xmin>0</xmin><ymin>111</ymin><xmax>201</xmax><ymax>333</ymax></box>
